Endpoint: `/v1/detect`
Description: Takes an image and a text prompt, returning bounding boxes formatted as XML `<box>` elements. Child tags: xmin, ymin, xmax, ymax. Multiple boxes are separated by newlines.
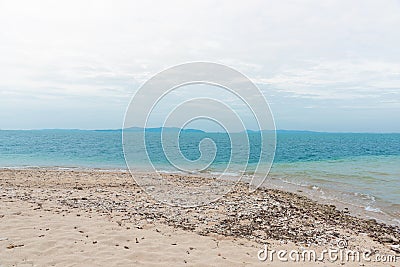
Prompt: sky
<box><xmin>0</xmin><ymin>0</ymin><xmax>399</xmax><ymax>132</ymax></box>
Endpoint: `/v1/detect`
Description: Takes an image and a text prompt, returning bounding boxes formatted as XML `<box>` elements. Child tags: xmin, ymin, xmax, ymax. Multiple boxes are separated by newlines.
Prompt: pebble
<box><xmin>6</xmin><ymin>243</ymin><xmax>24</xmax><ymax>249</ymax></box>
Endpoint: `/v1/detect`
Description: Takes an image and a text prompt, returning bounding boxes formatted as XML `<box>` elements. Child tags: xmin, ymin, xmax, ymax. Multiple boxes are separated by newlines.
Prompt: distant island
<box><xmin>2</xmin><ymin>128</ymin><xmax>396</xmax><ymax>134</ymax></box>
<box><xmin>95</xmin><ymin>127</ymin><xmax>205</xmax><ymax>133</ymax></box>
<box><xmin>122</xmin><ymin>127</ymin><xmax>205</xmax><ymax>133</ymax></box>
<box><xmin>106</xmin><ymin>127</ymin><xmax>319</xmax><ymax>134</ymax></box>
<box><xmin>98</xmin><ymin>127</ymin><xmax>314</xmax><ymax>134</ymax></box>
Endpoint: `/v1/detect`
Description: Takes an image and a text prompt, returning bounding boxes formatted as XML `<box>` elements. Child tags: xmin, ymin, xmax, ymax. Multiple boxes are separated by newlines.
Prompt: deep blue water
<box><xmin>0</xmin><ymin>130</ymin><xmax>399</xmax><ymax>222</ymax></box>
<box><xmin>0</xmin><ymin>130</ymin><xmax>398</xmax><ymax>168</ymax></box>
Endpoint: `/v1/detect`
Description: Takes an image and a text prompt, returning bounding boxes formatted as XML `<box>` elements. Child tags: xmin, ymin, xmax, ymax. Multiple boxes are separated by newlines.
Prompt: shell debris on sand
<box><xmin>0</xmin><ymin>169</ymin><xmax>399</xmax><ymax>252</ymax></box>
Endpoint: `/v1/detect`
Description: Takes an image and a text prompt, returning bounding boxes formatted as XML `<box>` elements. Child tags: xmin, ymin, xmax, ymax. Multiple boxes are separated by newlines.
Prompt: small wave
<box><xmin>354</xmin><ymin>192</ymin><xmax>376</xmax><ymax>202</ymax></box>
<box><xmin>210</xmin><ymin>171</ymin><xmax>240</xmax><ymax>177</ymax></box>
<box><xmin>1</xmin><ymin>165</ymin><xmax>41</xmax><ymax>170</ymax></box>
<box><xmin>275</xmin><ymin>177</ymin><xmax>309</xmax><ymax>187</ymax></box>
<box><xmin>241</xmin><ymin>170</ymin><xmax>256</xmax><ymax>176</ymax></box>
<box><xmin>306</xmin><ymin>185</ymin><xmax>320</xmax><ymax>190</ymax></box>
<box><xmin>365</xmin><ymin>206</ymin><xmax>382</xmax><ymax>213</ymax></box>
<box><xmin>157</xmin><ymin>169</ymin><xmax>184</xmax><ymax>174</ymax></box>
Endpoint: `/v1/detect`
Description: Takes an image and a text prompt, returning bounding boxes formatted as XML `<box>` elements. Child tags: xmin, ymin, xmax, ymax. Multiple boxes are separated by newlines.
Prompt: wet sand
<box><xmin>0</xmin><ymin>169</ymin><xmax>399</xmax><ymax>266</ymax></box>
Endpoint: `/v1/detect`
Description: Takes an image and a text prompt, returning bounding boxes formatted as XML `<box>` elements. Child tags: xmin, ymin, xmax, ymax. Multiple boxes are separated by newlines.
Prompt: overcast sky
<box><xmin>1</xmin><ymin>0</ymin><xmax>399</xmax><ymax>132</ymax></box>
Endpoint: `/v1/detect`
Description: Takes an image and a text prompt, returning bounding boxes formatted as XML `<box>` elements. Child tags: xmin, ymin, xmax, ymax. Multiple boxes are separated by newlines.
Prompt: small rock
<box><xmin>6</xmin><ymin>243</ymin><xmax>24</xmax><ymax>249</ymax></box>
<box><xmin>379</xmin><ymin>234</ymin><xmax>398</xmax><ymax>243</ymax></box>
<box><xmin>390</xmin><ymin>244</ymin><xmax>400</xmax><ymax>253</ymax></box>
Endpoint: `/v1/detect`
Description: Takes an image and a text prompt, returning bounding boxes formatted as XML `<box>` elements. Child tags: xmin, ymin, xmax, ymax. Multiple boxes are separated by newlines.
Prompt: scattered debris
<box><xmin>7</xmin><ymin>243</ymin><xmax>24</xmax><ymax>249</ymax></box>
<box><xmin>1</xmin><ymin>169</ymin><xmax>400</xmax><ymax>248</ymax></box>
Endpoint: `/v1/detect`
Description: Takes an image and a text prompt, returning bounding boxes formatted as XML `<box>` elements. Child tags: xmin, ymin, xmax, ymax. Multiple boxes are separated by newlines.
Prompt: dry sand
<box><xmin>0</xmin><ymin>169</ymin><xmax>399</xmax><ymax>266</ymax></box>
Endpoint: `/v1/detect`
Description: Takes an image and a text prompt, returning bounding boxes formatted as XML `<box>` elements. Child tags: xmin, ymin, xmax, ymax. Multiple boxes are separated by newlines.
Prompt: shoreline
<box><xmin>1</xmin><ymin>165</ymin><xmax>399</xmax><ymax>227</ymax></box>
<box><xmin>1</xmin><ymin>169</ymin><xmax>399</xmax><ymax>266</ymax></box>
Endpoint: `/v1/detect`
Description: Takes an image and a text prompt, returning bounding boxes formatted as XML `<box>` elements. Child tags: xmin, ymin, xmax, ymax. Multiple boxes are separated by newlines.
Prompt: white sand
<box><xmin>1</xmin><ymin>169</ymin><xmax>398</xmax><ymax>266</ymax></box>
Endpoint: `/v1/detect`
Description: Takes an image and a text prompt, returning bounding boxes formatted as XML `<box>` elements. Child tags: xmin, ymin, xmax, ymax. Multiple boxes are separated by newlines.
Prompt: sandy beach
<box><xmin>1</xmin><ymin>169</ymin><xmax>399</xmax><ymax>266</ymax></box>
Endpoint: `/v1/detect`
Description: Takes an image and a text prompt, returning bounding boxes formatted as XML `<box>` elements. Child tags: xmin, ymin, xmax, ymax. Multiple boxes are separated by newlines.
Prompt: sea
<box><xmin>0</xmin><ymin>130</ymin><xmax>399</xmax><ymax>225</ymax></box>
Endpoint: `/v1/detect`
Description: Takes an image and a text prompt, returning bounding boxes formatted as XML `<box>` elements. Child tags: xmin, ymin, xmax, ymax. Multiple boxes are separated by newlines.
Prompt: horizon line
<box><xmin>0</xmin><ymin>127</ymin><xmax>399</xmax><ymax>134</ymax></box>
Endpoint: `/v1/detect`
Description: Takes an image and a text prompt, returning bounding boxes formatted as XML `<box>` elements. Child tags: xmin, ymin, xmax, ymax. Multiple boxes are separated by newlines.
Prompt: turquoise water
<box><xmin>0</xmin><ymin>130</ymin><xmax>399</xmax><ymax>222</ymax></box>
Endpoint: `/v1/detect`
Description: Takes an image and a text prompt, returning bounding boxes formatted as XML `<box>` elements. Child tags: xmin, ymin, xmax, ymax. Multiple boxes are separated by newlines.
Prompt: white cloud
<box><xmin>257</xmin><ymin>60</ymin><xmax>400</xmax><ymax>101</ymax></box>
